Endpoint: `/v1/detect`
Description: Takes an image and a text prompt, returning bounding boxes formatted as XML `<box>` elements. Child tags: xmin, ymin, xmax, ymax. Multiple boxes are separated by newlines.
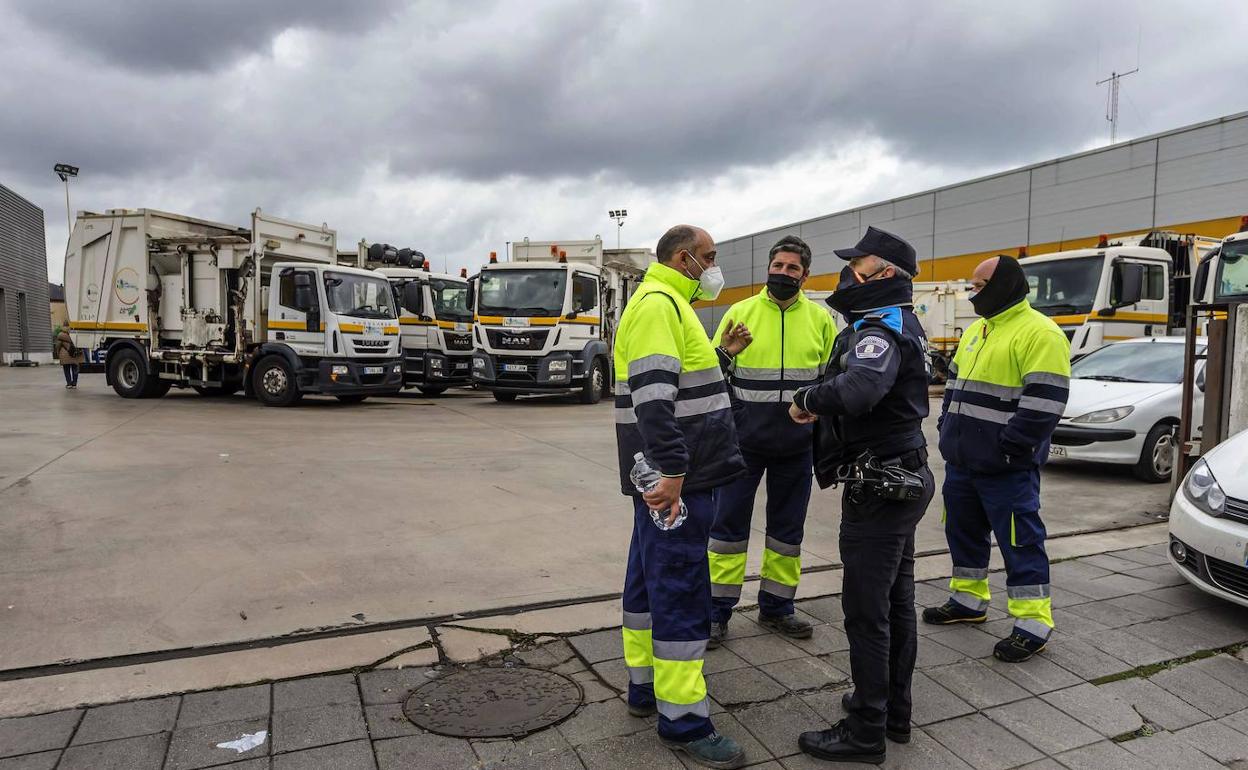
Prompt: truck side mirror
<box><xmin>466</xmin><ymin>278</ymin><xmax>476</xmax><ymax>312</ymax></box>
<box><xmin>1111</xmin><ymin>262</ymin><xmax>1144</xmax><ymax>308</ymax></box>
<box><xmin>402</xmin><ymin>282</ymin><xmax>424</xmax><ymax>316</ymax></box>
<box><xmin>1193</xmin><ymin>252</ymin><xmax>1215</xmax><ymax>304</ymax></box>
<box><xmin>293</xmin><ymin>273</ymin><xmax>316</xmax><ymax>312</ymax></box>
<box><xmin>1196</xmin><ymin>365</ymin><xmax>1206</xmax><ymax>393</ymax></box>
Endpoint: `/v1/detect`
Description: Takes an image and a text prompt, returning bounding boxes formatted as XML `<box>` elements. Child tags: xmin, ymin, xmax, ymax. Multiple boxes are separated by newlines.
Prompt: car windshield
<box><xmin>1215</xmin><ymin>239</ymin><xmax>1248</xmax><ymax>300</ymax></box>
<box><xmin>430</xmin><ymin>279</ymin><xmax>472</xmax><ymax>322</ymax></box>
<box><xmin>1025</xmin><ymin>256</ymin><xmax>1102</xmax><ymax>316</ymax></box>
<box><xmin>1071</xmin><ymin>341</ymin><xmax>1196</xmax><ymax>384</ymax></box>
<box><xmin>477</xmin><ymin>269</ymin><xmax>567</xmax><ymax>316</ymax></box>
<box><xmin>323</xmin><ymin>271</ymin><xmax>397</xmax><ymax>319</ymax></box>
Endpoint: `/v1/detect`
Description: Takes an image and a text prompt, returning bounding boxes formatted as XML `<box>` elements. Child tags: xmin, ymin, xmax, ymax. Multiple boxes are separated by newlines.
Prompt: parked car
<box><xmin>1169</xmin><ymin>427</ymin><xmax>1248</xmax><ymax>607</ymax></box>
<box><xmin>1049</xmin><ymin>337</ymin><xmax>1205</xmax><ymax>482</ymax></box>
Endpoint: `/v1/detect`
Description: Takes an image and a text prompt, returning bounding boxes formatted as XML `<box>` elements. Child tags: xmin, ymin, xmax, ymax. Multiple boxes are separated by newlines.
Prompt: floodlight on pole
<box><xmin>608</xmin><ymin>209</ymin><xmax>628</xmax><ymax>249</ymax></box>
<box><xmin>53</xmin><ymin>163</ymin><xmax>79</xmax><ymax>236</ymax></box>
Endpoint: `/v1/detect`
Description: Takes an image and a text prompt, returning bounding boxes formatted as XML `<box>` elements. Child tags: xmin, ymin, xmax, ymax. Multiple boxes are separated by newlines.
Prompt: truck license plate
<box><xmin>454</xmin><ymin>361</ymin><xmax>469</xmax><ymax>370</ymax></box>
<box><xmin>1049</xmin><ymin>445</ymin><xmax>1067</xmax><ymax>457</ymax></box>
<box><xmin>504</xmin><ymin>363</ymin><xmax>527</xmax><ymax>372</ymax></box>
<box><xmin>364</xmin><ymin>366</ymin><xmax>384</xmax><ymax>375</ymax></box>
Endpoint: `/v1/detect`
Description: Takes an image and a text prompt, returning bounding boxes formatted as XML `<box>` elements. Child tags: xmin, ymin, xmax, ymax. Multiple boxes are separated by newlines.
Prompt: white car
<box><xmin>1049</xmin><ymin>337</ymin><xmax>1205</xmax><ymax>483</ymax></box>
<box><xmin>1169</xmin><ymin>427</ymin><xmax>1248</xmax><ymax>608</ymax></box>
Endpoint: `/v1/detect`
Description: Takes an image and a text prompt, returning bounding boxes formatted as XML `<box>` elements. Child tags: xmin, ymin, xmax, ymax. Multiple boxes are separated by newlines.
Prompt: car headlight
<box><xmin>548</xmin><ymin>360</ymin><xmax>568</xmax><ymax>372</ymax></box>
<box><xmin>1185</xmin><ymin>458</ymin><xmax>1227</xmax><ymax>517</ymax></box>
<box><xmin>331</xmin><ymin>365</ymin><xmax>349</xmax><ymax>375</ymax></box>
<box><xmin>1071</xmin><ymin>406</ymin><xmax>1134</xmax><ymax>423</ymax></box>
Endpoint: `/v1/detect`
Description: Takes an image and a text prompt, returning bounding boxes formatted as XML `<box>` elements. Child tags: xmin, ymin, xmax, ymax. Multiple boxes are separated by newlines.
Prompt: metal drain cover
<box><xmin>403</xmin><ymin>667</ymin><xmax>583</xmax><ymax>738</ymax></box>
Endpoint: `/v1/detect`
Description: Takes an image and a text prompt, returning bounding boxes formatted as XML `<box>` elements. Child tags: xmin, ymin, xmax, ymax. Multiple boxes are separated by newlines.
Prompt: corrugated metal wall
<box><xmin>0</xmin><ymin>183</ymin><xmax>53</xmax><ymax>361</ymax></box>
<box><xmin>700</xmin><ymin>111</ymin><xmax>1248</xmax><ymax>330</ymax></box>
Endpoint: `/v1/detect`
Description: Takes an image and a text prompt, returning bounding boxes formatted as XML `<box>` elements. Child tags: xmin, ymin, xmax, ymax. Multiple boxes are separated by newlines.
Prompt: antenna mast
<box><xmin>1096</xmin><ymin>68</ymin><xmax>1138</xmax><ymax>144</ymax></box>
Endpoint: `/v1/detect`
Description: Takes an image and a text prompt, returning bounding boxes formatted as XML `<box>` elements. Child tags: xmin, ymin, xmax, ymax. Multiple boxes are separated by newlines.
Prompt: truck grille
<box><xmin>353</xmin><ymin>340</ymin><xmax>390</xmax><ymax>355</ymax></box>
<box><xmin>1205</xmin><ymin>553</ymin><xmax>1248</xmax><ymax>600</ymax></box>
<box><xmin>486</xmin><ymin>329</ymin><xmax>549</xmax><ymax>351</ymax></box>
<box><xmin>445</xmin><ymin>332</ymin><xmax>473</xmax><ymax>351</ymax></box>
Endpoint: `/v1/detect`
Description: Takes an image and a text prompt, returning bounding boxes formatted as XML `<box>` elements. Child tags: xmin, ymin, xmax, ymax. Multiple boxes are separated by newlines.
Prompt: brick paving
<box><xmin>5</xmin><ymin>543</ymin><xmax>1248</xmax><ymax>768</ymax></box>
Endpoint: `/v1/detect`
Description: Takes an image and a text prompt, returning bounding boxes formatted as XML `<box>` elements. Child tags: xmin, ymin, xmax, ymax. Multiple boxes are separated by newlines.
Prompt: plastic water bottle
<box><xmin>630</xmin><ymin>452</ymin><xmax>688</xmax><ymax>530</ymax></box>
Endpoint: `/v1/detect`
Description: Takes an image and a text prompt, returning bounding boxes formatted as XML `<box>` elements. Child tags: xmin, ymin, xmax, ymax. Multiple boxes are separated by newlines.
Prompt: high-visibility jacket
<box><xmin>614</xmin><ymin>262</ymin><xmax>746</xmax><ymax>494</ymax></box>
<box><xmin>938</xmin><ymin>299</ymin><xmax>1071</xmax><ymax>474</ymax></box>
<box><xmin>713</xmin><ymin>288</ymin><xmax>836</xmax><ymax>453</ymax></box>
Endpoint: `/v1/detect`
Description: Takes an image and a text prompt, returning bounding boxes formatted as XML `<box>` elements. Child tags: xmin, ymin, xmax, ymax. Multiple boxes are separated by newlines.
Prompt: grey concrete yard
<box><xmin>0</xmin><ymin>365</ymin><xmax>1168</xmax><ymax>673</ymax></box>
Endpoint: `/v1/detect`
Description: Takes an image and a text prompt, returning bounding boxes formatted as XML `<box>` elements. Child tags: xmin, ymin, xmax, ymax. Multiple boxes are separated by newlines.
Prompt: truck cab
<box><xmin>1194</xmin><ymin>226</ymin><xmax>1248</xmax><ymax>306</ymax></box>
<box><xmin>375</xmin><ymin>267</ymin><xmax>474</xmax><ymax>394</ymax></box>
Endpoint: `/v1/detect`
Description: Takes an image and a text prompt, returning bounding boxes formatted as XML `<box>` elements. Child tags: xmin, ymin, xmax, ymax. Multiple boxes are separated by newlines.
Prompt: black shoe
<box><xmin>993</xmin><ymin>631</ymin><xmax>1048</xmax><ymax>663</ymax></box>
<box><xmin>627</xmin><ymin>701</ymin><xmax>657</xmax><ymax>718</ymax></box>
<box><xmin>921</xmin><ymin>600</ymin><xmax>987</xmax><ymax>626</ymax></box>
<box><xmin>708</xmin><ymin>620</ymin><xmax>727</xmax><ymax>649</ymax></box>
<box><xmin>758</xmin><ymin>613</ymin><xmax>813</xmax><ymax>639</ymax></box>
<box><xmin>798</xmin><ymin>719</ymin><xmax>885</xmax><ymax>764</ymax></box>
<box><xmin>840</xmin><ymin>692</ymin><xmax>911</xmax><ymax>744</ymax></box>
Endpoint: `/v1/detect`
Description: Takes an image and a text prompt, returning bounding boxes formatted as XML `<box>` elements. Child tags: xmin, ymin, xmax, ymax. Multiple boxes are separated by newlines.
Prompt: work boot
<box><xmin>841</xmin><ymin>692</ymin><xmax>911</xmax><ymax>743</ymax></box>
<box><xmin>708</xmin><ymin>620</ymin><xmax>728</xmax><ymax>649</ymax></box>
<box><xmin>627</xmin><ymin>701</ymin><xmax>656</xmax><ymax>718</ymax></box>
<box><xmin>921</xmin><ymin>600</ymin><xmax>987</xmax><ymax>626</ymax></box>
<box><xmin>993</xmin><ymin>631</ymin><xmax>1048</xmax><ymax>663</ymax></box>
<box><xmin>661</xmin><ymin>731</ymin><xmax>746</xmax><ymax>769</ymax></box>
<box><xmin>758</xmin><ymin>612</ymin><xmax>813</xmax><ymax>639</ymax></box>
<box><xmin>798</xmin><ymin>719</ymin><xmax>886</xmax><ymax>764</ymax></box>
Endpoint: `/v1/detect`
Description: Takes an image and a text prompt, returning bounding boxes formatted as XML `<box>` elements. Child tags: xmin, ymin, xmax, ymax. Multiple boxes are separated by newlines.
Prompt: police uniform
<box><xmin>708</xmin><ymin>288</ymin><xmax>835</xmax><ymax>626</ymax></box>
<box><xmin>792</xmin><ymin>228</ymin><xmax>936</xmax><ymax>761</ymax></box>
<box><xmin>614</xmin><ymin>261</ymin><xmax>746</xmax><ymax>744</ymax></box>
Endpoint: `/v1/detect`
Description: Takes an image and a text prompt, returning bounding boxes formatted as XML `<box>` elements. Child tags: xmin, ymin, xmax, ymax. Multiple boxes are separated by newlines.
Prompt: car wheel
<box><xmin>1134</xmin><ymin>422</ymin><xmax>1177</xmax><ymax>483</ymax></box>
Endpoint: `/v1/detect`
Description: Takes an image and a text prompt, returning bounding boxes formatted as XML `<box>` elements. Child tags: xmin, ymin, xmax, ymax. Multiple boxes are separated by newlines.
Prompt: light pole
<box><xmin>54</xmin><ymin>163</ymin><xmax>79</xmax><ymax>237</ymax></box>
<box><xmin>608</xmin><ymin>209</ymin><xmax>627</xmax><ymax>249</ymax></box>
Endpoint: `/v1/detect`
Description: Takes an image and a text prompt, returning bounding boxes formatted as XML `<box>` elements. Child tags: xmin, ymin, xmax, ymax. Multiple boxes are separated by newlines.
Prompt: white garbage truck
<box><xmin>469</xmin><ymin>238</ymin><xmax>651</xmax><ymax>403</ymax></box>
<box><xmin>64</xmin><ymin>208</ymin><xmax>403</xmax><ymax>405</ymax></box>
<box><xmin>342</xmin><ymin>241</ymin><xmax>475</xmax><ymax>394</ymax></box>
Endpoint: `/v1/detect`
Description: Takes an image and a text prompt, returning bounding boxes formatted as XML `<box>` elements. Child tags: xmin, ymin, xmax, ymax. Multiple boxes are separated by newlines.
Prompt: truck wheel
<box><xmin>336</xmin><ymin>395</ymin><xmax>368</xmax><ymax>404</ymax></box>
<box><xmin>493</xmin><ymin>391</ymin><xmax>517</xmax><ymax>402</ymax></box>
<box><xmin>253</xmin><ymin>356</ymin><xmax>302</xmax><ymax>407</ymax></box>
<box><xmin>417</xmin><ymin>386</ymin><xmax>447</xmax><ymax>396</ymax></box>
<box><xmin>579</xmin><ymin>358</ymin><xmax>606</xmax><ymax>404</ymax></box>
<box><xmin>109</xmin><ymin>348</ymin><xmax>151</xmax><ymax>399</ymax></box>
<box><xmin>1134</xmin><ymin>423</ymin><xmax>1177</xmax><ymax>483</ymax></box>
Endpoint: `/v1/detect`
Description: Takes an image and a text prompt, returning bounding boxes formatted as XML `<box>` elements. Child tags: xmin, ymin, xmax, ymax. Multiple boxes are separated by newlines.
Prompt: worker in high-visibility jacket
<box><xmin>614</xmin><ymin>224</ymin><xmax>749</xmax><ymax>768</ymax></box>
<box><xmin>707</xmin><ymin>235</ymin><xmax>836</xmax><ymax>646</ymax></box>
<box><xmin>924</xmin><ymin>254</ymin><xmax>1071</xmax><ymax>663</ymax></box>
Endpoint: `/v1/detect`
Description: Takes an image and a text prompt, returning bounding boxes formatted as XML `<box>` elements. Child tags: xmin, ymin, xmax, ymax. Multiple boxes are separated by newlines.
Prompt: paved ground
<box><xmin>6</xmin><ymin>542</ymin><xmax>1248</xmax><ymax>769</ymax></box>
<box><xmin>0</xmin><ymin>367</ymin><xmax>1168</xmax><ymax>675</ymax></box>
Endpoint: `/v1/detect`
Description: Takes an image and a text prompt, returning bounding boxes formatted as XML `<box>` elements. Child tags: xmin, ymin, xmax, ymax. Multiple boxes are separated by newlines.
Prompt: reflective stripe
<box><xmin>632</xmin><ymin>382</ymin><xmax>679</xmax><ymax>405</ymax></box>
<box><xmin>657</xmin><ymin>697</ymin><xmax>710</xmax><ymax>720</ymax></box>
<box><xmin>765</xmin><ymin>536</ymin><xmax>801</xmax><ymax>557</ymax></box>
<box><xmin>948</xmin><ymin>379</ymin><xmax>1023</xmax><ymax>399</ymax></box>
<box><xmin>953</xmin><ymin>566</ymin><xmax>990</xmax><ymax>580</ymax></box>
<box><xmin>950</xmin><ymin>591</ymin><xmax>990</xmax><ymax>612</ymax></box>
<box><xmin>674</xmin><ymin>393</ymin><xmax>731</xmax><ymax>417</ymax></box>
<box><xmin>759</xmin><ymin>578</ymin><xmax>797</xmax><ymax>599</ymax></box>
<box><xmin>628</xmin><ymin>665</ymin><xmax>654</xmax><ymax>685</ymax></box>
<box><xmin>784</xmin><ymin>367</ymin><xmax>821</xmax><ymax>379</ymax></box>
<box><xmin>1007</xmin><ymin>584</ymin><xmax>1051</xmax><ymax>599</ymax></box>
<box><xmin>708</xmin><ymin>538</ymin><xmax>749</xmax><ymax>554</ymax></box>
<box><xmin>628</xmin><ymin>354</ymin><xmax>681</xmax><ymax>377</ymax></box>
<box><xmin>949</xmin><ymin>401</ymin><xmax>1012</xmax><ymax>424</ymax></box>
<box><xmin>653</xmin><ymin>639</ymin><xmax>707</xmax><ymax>661</ymax></box>
<box><xmin>711</xmin><ymin>582</ymin><xmax>742</xmax><ymax>598</ymax></box>
<box><xmin>732</xmin><ymin>386</ymin><xmax>784</xmax><ymax>403</ymax></box>
<box><xmin>615</xmin><ymin>382</ymin><xmax>631</xmax><ymax>395</ymax></box>
<box><xmin>623</xmin><ymin>611</ymin><xmax>653</xmax><ymax>630</ymax></box>
<box><xmin>1014</xmin><ymin>617</ymin><xmax>1054</xmax><ymax>640</ymax></box>
<box><xmin>1023</xmin><ymin>371</ymin><xmax>1070</xmax><ymax>388</ymax></box>
<box><xmin>708</xmin><ymin>551</ymin><xmax>747</xmax><ymax>587</ymax></box>
<box><xmin>679</xmin><ymin>367</ymin><xmax>724</xmax><ymax>388</ymax></box>
<box><xmin>1018</xmin><ymin>396</ymin><xmax>1066</xmax><ymax>415</ymax></box>
<box><xmin>735</xmin><ymin>366</ymin><xmax>782</xmax><ymax>380</ymax></box>
<box><xmin>615</xmin><ymin>407</ymin><xmax>638</xmax><ymax>424</ymax></box>
<box><xmin>731</xmin><ymin>366</ymin><xmax>819</xmax><ymax>383</ymax></box>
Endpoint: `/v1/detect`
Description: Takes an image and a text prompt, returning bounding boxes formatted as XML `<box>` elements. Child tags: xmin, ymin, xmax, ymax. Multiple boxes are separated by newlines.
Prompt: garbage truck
<box><xmin>469</xmin><ymin>238</ymin><xmax>652</xmax><ymax>403</ymax></box>
<box><xmin>342</xmin><ymin>241</ymin><xmax>474</xmax><ymax>394</ymax></box>
<box><xmin>64</xmin><ymin>208</ymin><xmax>403</xmax><ymax>406</ymax></box>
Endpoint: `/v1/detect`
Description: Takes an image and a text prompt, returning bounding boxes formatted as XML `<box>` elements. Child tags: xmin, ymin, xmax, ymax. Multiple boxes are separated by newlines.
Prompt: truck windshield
<box><xmin>323</xmin><ymin>272</ymin><xmax>397</xmax><ymax>319</ymax></box>
<box><xmin>477</xmin><ymin>269</ymin><xmax>567</xmax><ymax>316</ymax></box>
<box><xmin>1025</xmin><ymin>256</ymin><xmax>1102</xmax><ymax>316</ymax></box>
<box><xmin>431</xmin><ymin>279</ymin><xmax>472</xmax><ymax>322</ymax></box>
<box><xmin>1215</xmin><ymin>240</ymin><xmax>1248</xmax><ymax>300</ymax></box>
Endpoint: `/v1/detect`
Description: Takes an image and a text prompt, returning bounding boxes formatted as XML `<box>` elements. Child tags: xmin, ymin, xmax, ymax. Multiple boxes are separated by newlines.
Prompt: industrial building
<box><xmin>0</xmin><ymin>183</ymin><xmax>52</xmax><ymax>365</ymax></box>
<box><xmin>700</xmin><ymin>110</ymin><xmax>1248</xmax><ymax>329</ymax></box>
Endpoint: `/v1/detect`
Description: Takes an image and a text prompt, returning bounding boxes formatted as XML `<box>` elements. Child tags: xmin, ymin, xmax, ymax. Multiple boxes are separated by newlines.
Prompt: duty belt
<box><xmin>834</xmin><ymin>448</ymin><xmax>928</xmax><ymax>504</ymax></box>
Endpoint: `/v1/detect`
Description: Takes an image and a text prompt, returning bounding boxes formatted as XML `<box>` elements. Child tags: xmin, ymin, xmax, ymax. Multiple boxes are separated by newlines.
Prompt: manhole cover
<box><xmin>403</xmin><ymin>667</ymin><xmax>583</xmax><ymax>738</ymax></box>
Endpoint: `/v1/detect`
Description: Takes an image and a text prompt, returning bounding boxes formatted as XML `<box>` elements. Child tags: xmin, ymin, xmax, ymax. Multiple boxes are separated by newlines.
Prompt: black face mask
<box><xmin>826</xmin><ymin>266</ymin><xmax>913</xmax><ymax>322</ymax></box>
<box><xmin>970</xmin><ymin>256</ymin><xmax>1030</xmax><ymax>318</ymax></box>
<box><xmin>766</xmin><ymin>273</ymin><xmax>801</xmax><ymax>302</ymax></box>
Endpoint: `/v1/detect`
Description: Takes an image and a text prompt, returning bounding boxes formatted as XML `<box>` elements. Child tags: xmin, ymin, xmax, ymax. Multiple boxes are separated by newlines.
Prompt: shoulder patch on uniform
<box><xmin>855</xmin><ymin>334</ymin><xmax>890</xmax><ymax>359</ymax></box>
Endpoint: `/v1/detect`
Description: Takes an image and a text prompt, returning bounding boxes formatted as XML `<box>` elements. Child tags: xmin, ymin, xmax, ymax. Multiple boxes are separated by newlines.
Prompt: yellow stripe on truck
<box><xmin>68</xmin><ymin>321</ymin><xmax>147</xmax><ymax>332</ymax></box>
<box><xmin>270</xmin><ymin>320</ymin><xmax>326</xmax><ymax>331</ymax></box>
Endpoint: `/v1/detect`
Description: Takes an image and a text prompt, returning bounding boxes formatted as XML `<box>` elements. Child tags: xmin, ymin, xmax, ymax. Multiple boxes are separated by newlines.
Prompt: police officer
<box><xmin>923</xmin><ymin>255</ymin><xmax>1070</xmax><ymax>663</ymax></box>
<box><xmin>788</xmin><ymin>227</ymin><xmax>935</xmax><ymax>764</ymax></box>
<box><xmin>615</xmin><ymin>224</ymin><xmax>748</xmax><ymax>768</ymax></box>
<box><xmin>708</xmin><ymin>235</ymin><xmax>836</xmax><ymax>645</ymax></box>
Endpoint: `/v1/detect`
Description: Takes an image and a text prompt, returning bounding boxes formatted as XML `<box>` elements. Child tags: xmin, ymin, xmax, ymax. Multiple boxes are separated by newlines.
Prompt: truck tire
<box><xmin>336</xmin><ymin>395</ymin><xmax>368</xmax><ymax>404</ymax></box>
<box><xmin>417</xmin><ymin>385</ymin><xmax>447</xmax><ymax>396</ymax></box>
<box><xmin>109</xmin><ymin>348</ymin><xmax>152</xmax><ymax>399</ymax></box>
<box><xmin>193</xmin><ymin>384</ymin><xmax>240</xmax><ymax>397</ymax></box>
<box><xmin>579</xmin><ymin>357</ymin><xmax>607</xmax><ymax>404</ymax></box>
<box><xmin>1134</xmin><ymin>422</ymin><xmax>1177</xmax><ymax>483</ymax></box>
<box><xmin>252</xmin><ymin>356</ymin><xmax>302</xmax><ymax>407</ymax></box>
<box><xmin>492</xmin><ymin>391</ymin><xmax>517</xmax><ymax>402</ymax></box>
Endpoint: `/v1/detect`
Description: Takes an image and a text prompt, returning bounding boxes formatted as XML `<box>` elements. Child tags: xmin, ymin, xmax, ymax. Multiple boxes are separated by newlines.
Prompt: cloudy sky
<box><xmin>3</xmin><ymin>0</ymin><xmax>1245</xmax><ymax>281</ymax></box>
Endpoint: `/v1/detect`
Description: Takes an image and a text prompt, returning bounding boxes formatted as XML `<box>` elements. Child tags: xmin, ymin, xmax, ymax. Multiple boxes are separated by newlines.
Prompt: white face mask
<box><xmin>683</xmin><ymin>250</ymin><xmax>725</xmax><ymax>300</ymax></box>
